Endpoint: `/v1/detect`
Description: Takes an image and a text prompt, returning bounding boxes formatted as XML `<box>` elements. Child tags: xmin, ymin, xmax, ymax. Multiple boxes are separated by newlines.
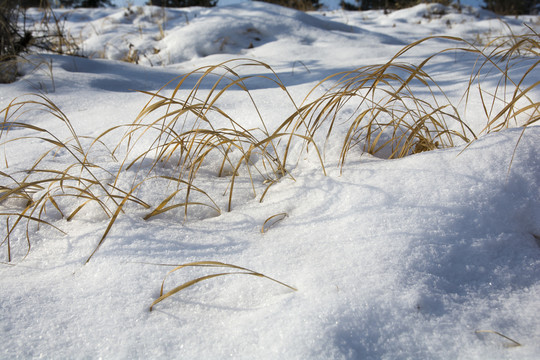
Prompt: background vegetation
<box><xmin>0</xmin><ymin>0</ymin><xmax>33</xmax><ymax>82</ymax></box>
<box><xmin>259</xmin><ymin>0</ymin><xmax>320</xmax><ymax>10</ymax></box>
<box><xmin>340</xmin><ymin>0</ymin><xmax>538</xmax><ymax>14</ymax></box>
<box><xmin>147</xmin><ymin>0</ymin><xmax>217</xmax><ymax>7</ymax></box>
<box><xmin>484</xmin><ymin>0</ymin><xmax>538</xmax><ymax>15</ymax></box>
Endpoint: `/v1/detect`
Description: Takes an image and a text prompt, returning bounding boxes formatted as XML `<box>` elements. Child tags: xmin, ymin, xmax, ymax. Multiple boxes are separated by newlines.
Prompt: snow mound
<box><xmin>27</xmin><ymin>2</ymin><xmax>404</xmax><ymax>67</ymax></box>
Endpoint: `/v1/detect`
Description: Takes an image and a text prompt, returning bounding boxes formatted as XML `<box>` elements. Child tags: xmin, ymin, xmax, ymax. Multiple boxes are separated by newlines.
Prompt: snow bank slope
<box><xmin>2</xmin><ymin>125</ymin><xmax>539</xmax><ymax>359</ymax></box>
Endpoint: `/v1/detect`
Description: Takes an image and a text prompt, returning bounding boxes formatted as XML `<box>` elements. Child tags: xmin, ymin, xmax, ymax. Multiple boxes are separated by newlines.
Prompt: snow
<box><xmin>1</xmin><ymin>2</ymin><xmax>540</xmax><ymax>359</ymax></box>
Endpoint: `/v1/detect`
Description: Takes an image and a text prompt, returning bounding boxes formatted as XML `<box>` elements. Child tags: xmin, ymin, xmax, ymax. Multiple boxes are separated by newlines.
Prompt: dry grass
<box><xmin>0</xmin><ymin>94</ymin><xmax>149</xmax><ymax>262</ymax></box>
<box><xmin>475</xmin><ymin>330</ymin><xmax>522</xmax><ymax>348</ymax></box>
<box><xmin>288</xmin><ymin>31</ymin><xmax>539</xmax><ymax>168</ymax></box>
<box><xmin>149</xmin><ymin>261</ymin><xmax>297</xmax><ymax>311</ymax></box>
<box><xmin>1</xmin><ymin>30</ymin><xmax>538</xmax><ymax>266</ymax></box>
<box><xmin>104</xmin><ymin>59</ymin><xmax>309</xmax><ymax>219</ymax></box>
<box><xmin>32</xmin><ymin>7</ymin><xmax>82</xmax><ymax>57</ymax></box>
<box><xmin>464</xmin><ymin>27</ymin><xmax>540</xmax><ymax>131</ymax></box>
<box><xmin>261</xmin><ymin>212</ymin><xmax>288</xmax><ymax>233</ymax></box>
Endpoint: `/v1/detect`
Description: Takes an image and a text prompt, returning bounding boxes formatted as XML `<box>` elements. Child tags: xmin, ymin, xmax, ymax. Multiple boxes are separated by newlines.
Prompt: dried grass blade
<box><xmin>261</xmin><ymin>213</ymin><xmax>288</xmax><ymax>233</ymax></box>
<box><xmin>144</xmin><ymin>201</ymin><xmax>218</xmax><ymax>221</ymax></box>
<box><xmin>475</xmin><ymin>330</ymin><xmax>521</xmax><ymax>348</ymax></box>
<box><xmin>259</xmin><ymin>180</ymin><xmax>277</xmax><ymax>203</ymax></box>
<box><xmin>150</xmin><ymin>261</ymin><xmax>297</xmax><ymax>311</ymax></box>
<box><xmin>149</xmin><ymin>272</ymin><xmax>246</xmax><ymax>311</ymax></box>
<box><xmin>107</xmin><ymin>184</ymin><xmax>150</xmax><ymax>209</ymax></box>
<box><xmin>0</xmin><ymin>212</ymin><xmax>66</xmax><ymax>236</ymax></box>
<box><xmin>46</xmin><ymin>195</ymin><xmax>64</xmax><ymax>218</ymax></box>
<box><xmin>143</xmin><ymin>190</ymin><xmax>181</xmax><ymax>220</ymax></box>
<box><xmin>85</xmin><ymin>189</ymin><xmax>135</xmax><ymax>264</ymax></box>
<box><xmin>5</xmin><ymin>218</ymin><xmax>10</xmax><ymax>262</ymax></box>
<box><xmin>66</xmin><ymin>199</ymin><xmax>94</xmax><ymax>221</ymax></box>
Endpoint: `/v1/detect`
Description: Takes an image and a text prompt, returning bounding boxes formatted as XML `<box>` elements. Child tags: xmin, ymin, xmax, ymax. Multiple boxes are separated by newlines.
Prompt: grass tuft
<box><xmin>106</xmin><ymin>58</ymin><xmax>307</xmax><ymax>222</ymax></box>
<box><xmin>0</xmin><ymin>94</ymin><xmax>148</xmax><ymax>262</ymax></box>
<box><xmin>290</xmin><ymin>31</ymin><xmax>539</xmax><ymax>168</ymax></box>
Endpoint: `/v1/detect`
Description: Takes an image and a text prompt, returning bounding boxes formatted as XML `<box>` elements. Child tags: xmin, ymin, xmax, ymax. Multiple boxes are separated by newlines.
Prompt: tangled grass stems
<box><xmin>298</xmin><ymin>61</ymin><xmax>473</xmax><ymax>164</ymax></box>
<box><xmin>0</xmin><ymin>94</ymin><xmax>149</xmax><ymax>262</ymax></box>
<box><xmin>108</xmin><ymin>59</ymin><xmax>321</xmax><ymax>219</ymax></box>
<box><xmin>464</xmin><ymin>29</ymin><xmax>540</xmax><ymax>133</ymax></box>
<box><xmin>291</xmin><ymin>32</ymin><xmax>538</xmax><ymax>168</ymax></box>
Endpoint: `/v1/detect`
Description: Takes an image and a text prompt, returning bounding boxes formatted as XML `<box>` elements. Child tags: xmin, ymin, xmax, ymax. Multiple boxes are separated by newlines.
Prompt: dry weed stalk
<box><xmin>32</xmin><ymin>7</ymin><xmax>81</xmax><ymax>56</ymax></box>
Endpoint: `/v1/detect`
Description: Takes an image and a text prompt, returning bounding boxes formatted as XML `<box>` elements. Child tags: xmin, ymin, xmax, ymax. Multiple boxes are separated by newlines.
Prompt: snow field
<box><xmin>1</xmin><ymin>2</ymin><xmax>539</xmax><ymax>359</ymax></box>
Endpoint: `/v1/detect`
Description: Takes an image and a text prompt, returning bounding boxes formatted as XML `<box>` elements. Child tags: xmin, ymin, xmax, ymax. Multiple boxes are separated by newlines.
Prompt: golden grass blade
<box><xmin>106</xmin><ymin>184</ymin><xmax>150</xmax><ymax>209</ymax></box>
<box><xmin>507</xmin><ymin>123</ymin><xmax>537</xmax><ymax>176</ymax></box>
<box><xmin>0</xmin><ymin>212</ymin><xmax>66</xmax><ymax>237</ymax></box>
<box><xmin>85</xmin><ymin>188</ymin><xmax>135</xmax><ymax>264</ymax></box>
<box><xmin>149</xmin><ymin>261</ymin><xmax>297</xmax><ymax>311</ymax></box>
<box><xmin>261</xmin><ymin>213</ymin><xmax>288</xmax><ymax>233</ymax></box>
<box><xmin>149</xmin><ymin>272</ymin><xmax>245</xmax><ymax>311</ymax></box>
<box><xmin>0</xmin><ymin>187</ymin><xmax>34</xmax><ymax>206</ymax></box>
<box><xmin>5</xmin><ymin>218</ymin><xmax>10</xmax><ymax>262</ymax></box>
<box><xmin>227</xmin><ymin>153</ymin><xmax>249</xmax><ymax>213</ymax></box>
<box><xmin>144</xmin><ymin>202</ymin><xmax>220</xmax><ymax>221</ymax></box>
<box><xmin>259</xmin><ymin>179</ymin><xmax>277</xmax><ymax>203</ymax></box>
<box><xmin>66</xmin><ymin>199</ymin><xmax>94</xmax><ymax>221</ymax></box>
<box><xmin>475</xmin><ymin>330</ymin><xmax>521</xmax><ymax>348</ymax></box>
<box><xmin>0</xmin><ymin>121</ymin><xmax>48</xmax><ymax>133</ymax></box>
<box><xmin>143</xmin><ymin>190</ymin><xmax>181</xmax><ymax>220</ymax></box>
<box><xmin>157</xmin><ymin>176</ymin><xmax>221</xmax><ymax>218</ymax></box>
<box><xmin>52</xmin><ymin>185</ymin><xmax>112</xmax><ymax>218</ymax></box>
<box><xmin>142</xmin><ymin>181</ymin><xmax>219</xmax><ymax>221</ymax></box>
<box><xmin>46</xmin><ymin>194</ymin><xmax>64</xmax><ymax>219</ymax></box>
<box><xmin>482</xmin><ymin>80</ymin><xmax>540</xmax><ymax>133</ymax></box>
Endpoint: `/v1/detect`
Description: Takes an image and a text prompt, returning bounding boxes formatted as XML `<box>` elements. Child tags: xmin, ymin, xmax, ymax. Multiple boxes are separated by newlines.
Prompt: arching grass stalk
<box><xmin>149</xmin><ymin>261</ymin><xmax>297</xmax><ymax>311</ymax></box>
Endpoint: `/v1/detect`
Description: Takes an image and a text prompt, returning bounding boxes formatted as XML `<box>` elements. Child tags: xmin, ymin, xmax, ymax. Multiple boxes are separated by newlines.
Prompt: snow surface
<box><xmin>1</xmin><ymin>2</ymin><xmax>539</xmax><ymax>359</ymax></box>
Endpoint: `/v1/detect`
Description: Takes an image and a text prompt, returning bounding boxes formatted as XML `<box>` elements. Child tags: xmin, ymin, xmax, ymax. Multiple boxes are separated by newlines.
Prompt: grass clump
<box><xmin>0</xmin><ymin>0</ymin><xmax>34</xmax><ymax>83</ymax></box>
<box><xmin>297</xmin><ymin>60</ymin><xmax>473</xmax><ymax>163</ymax></box>
<box><xmin>289</xmin><ymin>31</ymin><xmax>539</xmax><ymax>168</ymax></box>
<box><xmin>465</xmin><ymin>29</ymin><xmax>540</xmax><ymax>133</ymax></box>
<box><xmin>105</xmin><ymin>59</ymin><xmax>313</xmax><ymax>220</ymax></box>
<box><xmin>0</xmin><ymin>94</ymin><xmax>149</xmax><ymax>262</ymax></box>
<box><xmin>0</xmin><ymin>29</ymin><xmax>538</xmax><ymax>264</ymax></box>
